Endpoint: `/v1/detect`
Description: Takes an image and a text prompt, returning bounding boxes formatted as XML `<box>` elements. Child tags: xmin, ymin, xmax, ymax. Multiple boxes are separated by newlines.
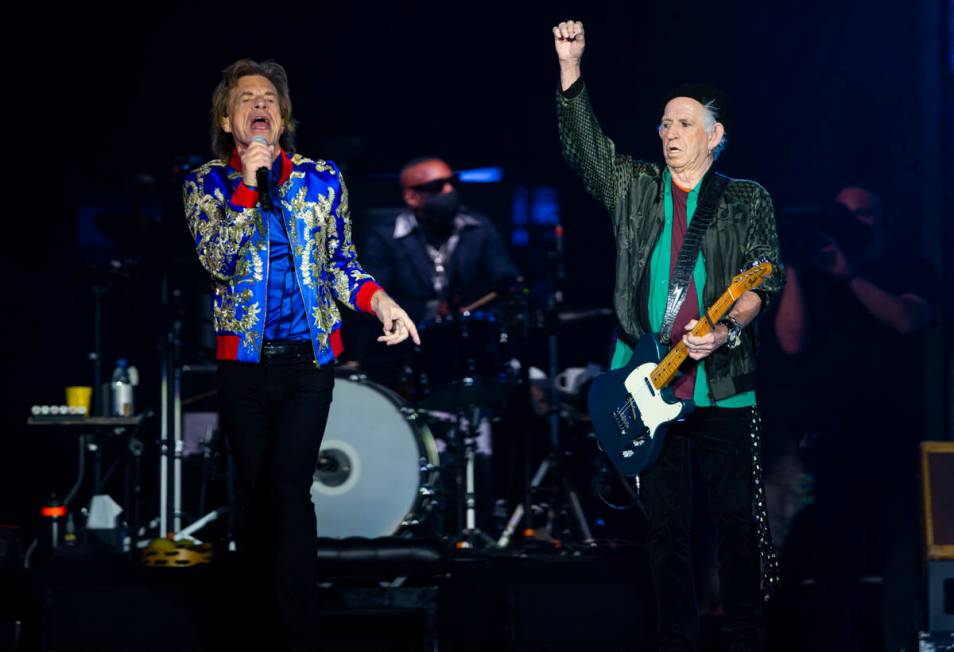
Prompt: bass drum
<box><xmin>310</xmin><ymin>372</ymin><xmax>439</xmax><ymax>538</ymax></box>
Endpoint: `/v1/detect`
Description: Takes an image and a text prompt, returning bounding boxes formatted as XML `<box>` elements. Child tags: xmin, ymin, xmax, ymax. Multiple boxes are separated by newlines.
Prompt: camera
<box><xmin>778</xmin><ymin>201</ymin><xmax>874</xmax><ymax>266</ymax></box>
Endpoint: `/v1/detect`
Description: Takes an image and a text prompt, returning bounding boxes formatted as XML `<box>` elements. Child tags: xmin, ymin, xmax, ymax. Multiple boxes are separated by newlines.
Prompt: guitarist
<box><xmin>554</xmin><ymin>20</ymin><xmax>784</xmax><ymax>652</ymax></box>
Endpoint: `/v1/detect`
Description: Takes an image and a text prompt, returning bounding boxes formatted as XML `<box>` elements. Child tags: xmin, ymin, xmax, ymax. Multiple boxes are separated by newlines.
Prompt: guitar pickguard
<box><xmin>623</xmin><ymin>363</ymin><xmax>686</xmax><ymax>438</ymax></box>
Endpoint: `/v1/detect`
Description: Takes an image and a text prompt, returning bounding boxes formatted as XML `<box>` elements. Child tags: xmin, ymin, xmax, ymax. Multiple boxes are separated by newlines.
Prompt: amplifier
<box><xmin>921</xmin><ymin>442</ymin><xmax>954</xmax><ymax>560</ymax></box>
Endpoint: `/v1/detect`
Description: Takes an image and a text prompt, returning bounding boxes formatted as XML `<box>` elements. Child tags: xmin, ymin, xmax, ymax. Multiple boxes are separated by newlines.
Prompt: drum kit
<box><xmin>154</xmin><ymin>223</ymin><xmax>629</xmax><ymax>552</ymax></box>
<box><xmin>309</xmin><ymin>302</ymin><xmax>623</xmax><ymax>550</ymax></box>
<box><xmin>312</xmin><ymin>310</ymin><xmax>515</xmax><ymax>547</ymax></box>
<box><xmin>145</xmin><ymin>286</ymin><xmax>622</xmax><ymax>556</ymax></box>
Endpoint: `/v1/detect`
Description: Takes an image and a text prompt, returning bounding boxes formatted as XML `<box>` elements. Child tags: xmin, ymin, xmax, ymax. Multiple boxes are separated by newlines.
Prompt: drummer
<box><xmin>361</xmin><ymin>157</ymin><xmax>520</xmax><ymax>326</ymax></box>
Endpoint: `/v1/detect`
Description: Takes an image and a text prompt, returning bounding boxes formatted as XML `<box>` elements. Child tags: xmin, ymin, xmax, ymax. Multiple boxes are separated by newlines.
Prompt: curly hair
<box><xmin>210</xmin><ymin>59</ymin><xmax>296</xmax><ymax>161</ymax></box>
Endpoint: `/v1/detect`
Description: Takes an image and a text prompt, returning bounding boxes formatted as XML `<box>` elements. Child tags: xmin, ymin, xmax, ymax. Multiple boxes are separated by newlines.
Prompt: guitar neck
<box><xmin>649</xmin><ymin>290</ymin><xmax>739</xmax><ymax>390</ymax></box>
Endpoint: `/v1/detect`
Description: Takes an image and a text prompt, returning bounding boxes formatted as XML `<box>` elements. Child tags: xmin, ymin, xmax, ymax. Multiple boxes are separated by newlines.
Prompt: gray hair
<box><xmin>701</xmin><ymin>100</ymin><xmax>728</xmax><ymax>160</ymax></box>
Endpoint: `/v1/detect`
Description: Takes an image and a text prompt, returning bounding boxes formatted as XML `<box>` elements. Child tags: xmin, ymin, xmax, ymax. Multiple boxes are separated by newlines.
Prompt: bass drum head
<box><xmin>310</xmin><ymin>374</ymin><xmax>437</xmax><ymax>538</ymax></box>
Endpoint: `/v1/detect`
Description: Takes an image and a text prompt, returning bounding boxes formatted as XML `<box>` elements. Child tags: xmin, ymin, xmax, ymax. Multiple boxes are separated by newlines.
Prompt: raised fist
<box><xmin>552</xmin><ymin>20</ymin><xmax>585</xmax><ymax>64</ymax></box>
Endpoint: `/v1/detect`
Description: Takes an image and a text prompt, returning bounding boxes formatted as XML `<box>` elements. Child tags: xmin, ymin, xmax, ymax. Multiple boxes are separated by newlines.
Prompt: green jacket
<box><xmin>557</xmin><ymin>80</ymin><xmax>784</xmax><ymax>401</ymax></box>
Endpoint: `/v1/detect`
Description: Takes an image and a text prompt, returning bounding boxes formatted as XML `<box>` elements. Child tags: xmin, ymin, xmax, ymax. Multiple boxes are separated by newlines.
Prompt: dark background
<box><xmin>3</xmin><ymin>0</ymin><xmax>951</xmax><ymax>554</ymax></box>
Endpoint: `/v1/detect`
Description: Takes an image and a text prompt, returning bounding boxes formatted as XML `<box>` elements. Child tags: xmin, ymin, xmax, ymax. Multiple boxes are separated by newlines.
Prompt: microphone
<box><xmin>251</xmin><ymin>135</ymin><xmax>273</xmax><ymax>211</ymax></box>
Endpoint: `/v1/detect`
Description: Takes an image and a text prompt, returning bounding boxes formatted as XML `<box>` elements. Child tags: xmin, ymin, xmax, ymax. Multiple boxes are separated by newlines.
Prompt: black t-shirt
<box><xmin>792</xmin><ymin>253</ymin><xmax>937</xmax><ymax>433</ymax></box>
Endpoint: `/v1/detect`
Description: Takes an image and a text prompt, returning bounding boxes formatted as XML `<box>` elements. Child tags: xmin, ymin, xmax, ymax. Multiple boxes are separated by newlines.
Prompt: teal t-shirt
<box><xmin>612</xmin><ymin>169</ymin><xmax>755</xmax><ymax>408</ymax></box>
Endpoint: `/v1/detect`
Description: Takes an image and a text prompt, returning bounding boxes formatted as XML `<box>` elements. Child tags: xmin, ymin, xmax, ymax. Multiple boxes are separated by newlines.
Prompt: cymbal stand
<box><xmin>452</xmin><ymin>405</ymin><xmax>497</xmax><ymax>550</ymax></box>
<box><xmin>497</xmin><ymin>223</ymin><xmax>595</xmax><ymax>549</ymax></box>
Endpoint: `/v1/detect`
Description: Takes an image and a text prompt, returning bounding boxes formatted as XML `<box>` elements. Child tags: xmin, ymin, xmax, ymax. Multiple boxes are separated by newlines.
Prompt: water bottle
<box><xmin>110</xmin><ymin>358</ymin><xmax>134</xmax><ymax>416</ymax></box>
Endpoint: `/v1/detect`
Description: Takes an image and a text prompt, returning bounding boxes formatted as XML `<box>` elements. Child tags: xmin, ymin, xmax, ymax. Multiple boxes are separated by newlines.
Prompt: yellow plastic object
<box><xmin>141</xmin><ymin>537</ymin><xmax>213</xmax><ymax>567</ymax></box>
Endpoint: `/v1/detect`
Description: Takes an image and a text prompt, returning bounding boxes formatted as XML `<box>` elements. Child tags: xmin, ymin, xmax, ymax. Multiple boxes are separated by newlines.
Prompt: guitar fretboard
<box><xmin>648</xmin><ymin>264</ymin><xmax>771</xmax><ymax>390</ymax></box>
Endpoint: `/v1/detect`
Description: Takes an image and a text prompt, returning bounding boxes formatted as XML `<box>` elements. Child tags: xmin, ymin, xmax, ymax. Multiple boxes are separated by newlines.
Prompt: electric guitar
<box><xmin>587</xmin><ymin>262</ymin><xmax>773</xmax><ymax>477</ymax></box>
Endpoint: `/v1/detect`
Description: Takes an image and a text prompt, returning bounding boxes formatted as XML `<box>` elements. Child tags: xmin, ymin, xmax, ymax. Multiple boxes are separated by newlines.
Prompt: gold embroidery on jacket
<box><xmin>326</xmin><ymin>175</ymin><xmax>373</xmax><ymax>304</ymax></box>
<box><xmin>234</xmin><ymin>238</ymin><xmax>266</xmax><ymax>285</ymax></box>
<box><xmin>287</xmin><ymin>185</ymin><xmax>334</xmax><ymax>290</ymax></box>
<box><xmin>184</xmin><ymin>161</ymin><xmax>262</xmax><ymax>282</ymax></box>
<box><xmin>213</xmin><ymin>286</ymin><xmax>261</xmax><ymax>343</ymax></box>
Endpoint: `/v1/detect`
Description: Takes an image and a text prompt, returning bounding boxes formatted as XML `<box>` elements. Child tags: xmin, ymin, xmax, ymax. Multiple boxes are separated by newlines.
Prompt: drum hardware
<box><xmin>402</xmin><ymin>309</ymin><xmax>521</xmax><ymax>547</ymax></box>
<box><xmin>173</xmin><ymin>506</ymin><xmax>227</xmax><ymax>544</ymax></box>
<box><xmin>446</xmin><ymin>406</ymin><xmax>497</xmax><ymax>550</ymax></box>
<box><xmin>498</xmin><ymin>223</ymin><xmax>596</xmax><ymax>550</ymax></box>
<box><xmin>408</xmin><ymin>311</ymin><xmax>516</xmax><ymax>411</ymax></box>
<box><xmin>171</xmin><ymin>423</ymin><xmax>238</xmax><ymax>549</ymax></box>
<box><xmin>158</xmin><ymin>276</ymin><xmax>185</xmax><ymax>539</ymax></box>
<box><xmin>310</xmin><ymin>373</ymin><xmax>440</xmax><ymax>539</ymax></box>
<box><xmin>316</xmin><ymin>451</ymin><xmax>344</xmax><ymax>475</ymax></box>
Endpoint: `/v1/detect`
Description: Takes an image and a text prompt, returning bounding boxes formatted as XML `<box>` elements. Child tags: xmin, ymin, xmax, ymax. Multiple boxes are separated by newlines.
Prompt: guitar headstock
<box><xmin>728</xmin><ymin>260</ymin><xmax>773</xmax><ymax>296</ymax></box>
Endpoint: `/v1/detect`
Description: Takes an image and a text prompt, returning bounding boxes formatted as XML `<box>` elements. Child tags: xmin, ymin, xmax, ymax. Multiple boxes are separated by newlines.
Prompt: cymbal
<box><xmin>557</xmin><ymin>308</ymin><xmax>614</xmax><ymax>323</ymax></box>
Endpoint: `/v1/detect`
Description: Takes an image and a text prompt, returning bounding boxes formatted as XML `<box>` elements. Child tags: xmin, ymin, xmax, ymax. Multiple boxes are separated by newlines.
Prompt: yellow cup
<box><xmin>65</xmin><ymin>386</ymin><xmax>92</xmax><ymax>416</ymax></box>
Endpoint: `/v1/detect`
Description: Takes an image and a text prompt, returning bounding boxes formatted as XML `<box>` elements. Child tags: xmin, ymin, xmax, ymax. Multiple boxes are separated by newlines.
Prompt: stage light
<box><xmin>457</xmin><ymin>167</ymin><xmax>503</xmax><ymax>183</ymax></box>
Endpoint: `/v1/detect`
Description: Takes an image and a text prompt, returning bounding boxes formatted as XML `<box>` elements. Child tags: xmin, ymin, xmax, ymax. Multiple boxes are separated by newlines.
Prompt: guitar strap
<box><xmin>658</xmin><ymin>172</ymin><xmax>730</xmax><ymax>345</ymax></box>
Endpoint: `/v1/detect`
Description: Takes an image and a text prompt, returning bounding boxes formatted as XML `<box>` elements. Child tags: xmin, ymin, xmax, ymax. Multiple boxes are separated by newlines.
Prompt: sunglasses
<box><xmin>409</xmin><ymin>175</ymin><xmax>458</xmax><ymax>194</ymax></box>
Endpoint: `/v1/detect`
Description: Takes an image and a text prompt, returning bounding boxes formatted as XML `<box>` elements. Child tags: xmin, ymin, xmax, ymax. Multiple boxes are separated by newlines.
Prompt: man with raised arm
<box><xmin>553</xmin><ymin>20</ymin><xmax>783</xmax><ymax>651</ymax></box>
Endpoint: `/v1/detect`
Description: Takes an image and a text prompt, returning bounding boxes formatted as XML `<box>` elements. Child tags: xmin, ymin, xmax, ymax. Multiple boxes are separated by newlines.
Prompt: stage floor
<box><xmin>0</xmin><ymin>540</ymin><xmax>884</xmax><ymax>651</ymax></box>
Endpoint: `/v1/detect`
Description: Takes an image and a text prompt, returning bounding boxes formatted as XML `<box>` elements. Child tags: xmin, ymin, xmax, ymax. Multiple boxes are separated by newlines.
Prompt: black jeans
<box><xmin>217</xmin><ymin>349</ymin><xmax>334</xmax><ymax>651</ymax></box>
<box><xmin>641</xmin><ymin>406</ymin><xmax>764</xmax><ymax>652</ymax></box>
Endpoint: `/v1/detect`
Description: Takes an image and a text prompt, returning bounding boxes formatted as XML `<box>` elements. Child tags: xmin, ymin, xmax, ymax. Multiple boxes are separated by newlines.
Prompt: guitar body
<box><xmin>587</xmin><ymin>333</ymin><xmax>694</xmax><ymax>477</ymax></box>
<box><xmin>587</xmin><ymin>261</ymin><xmax>773</xmax><ymax>477</ymax></box>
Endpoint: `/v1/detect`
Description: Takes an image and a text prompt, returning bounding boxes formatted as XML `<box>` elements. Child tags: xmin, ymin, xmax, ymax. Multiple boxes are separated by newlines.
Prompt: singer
<box><xmin>554</xmin><ymin>20</ymin><xmax>783</xmax><ymax>651</ymax></box>
<box><xmin>183</xmin><ymin>58</ymin><xmax>419</xmax><ymax>652</ymax></box>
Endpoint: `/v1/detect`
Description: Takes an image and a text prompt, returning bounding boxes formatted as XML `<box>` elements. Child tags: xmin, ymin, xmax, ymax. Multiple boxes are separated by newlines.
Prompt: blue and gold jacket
<box><xmin>183</xmin><ymin>150</ymin><xmax>382</xmax><ymax>364</ymax></box>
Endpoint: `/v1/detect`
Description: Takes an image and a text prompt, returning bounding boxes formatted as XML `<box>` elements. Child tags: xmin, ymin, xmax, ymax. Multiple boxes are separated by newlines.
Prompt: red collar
<box><xmin>228</xmin><ymin>148</ymin><xmax>294</xmax><ymax>187</ymax></box>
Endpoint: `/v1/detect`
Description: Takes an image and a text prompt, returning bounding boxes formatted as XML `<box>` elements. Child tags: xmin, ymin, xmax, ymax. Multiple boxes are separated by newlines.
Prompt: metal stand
<box><xmin>174</xmin><ymin>507</ymin><xmax>226</xmax><ymax>542</ymax></box>
<box><xmin>159</xmin><ymin>331</ymin><xmax>236</xmax><ymax>546</ymax></box>
<box><xmin>497</xmin><ymin>451</ymin><xmax>594</xmax><ymax>548</ymax></box>
<box><xmin>449</xmin><ymin>407</ymin><xmax>496</xmax><ymax>550</ymax></box>
<box><xmin>173</xmin><ymin>420</ymin><xmax>237</xmax><ymax>547</ymax></box>
<box><xmin>159</xmin><ymin>278</ymin><xmax>185</xmax><ymax>537</ymax></box>
<box><xmin>125</xmin><ymin>433</ymin><xmax>145</xmax><ymax>549</ymax></box>
<box><xmin>497</xmin><ymin>223</ymin><xmax>594</xmax><ymax>549</ymax></box>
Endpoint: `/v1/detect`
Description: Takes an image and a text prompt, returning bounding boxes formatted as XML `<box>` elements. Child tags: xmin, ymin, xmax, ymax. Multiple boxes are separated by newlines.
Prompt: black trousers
<box><xmin>640</xmin><ymin>406</ymin><xmax>764</xmax><ymax>652</ymax></box>
<box><xmin>217</xmin><ymin>349</ymin><xmax>334</xmax><ymax>651</ymax></box>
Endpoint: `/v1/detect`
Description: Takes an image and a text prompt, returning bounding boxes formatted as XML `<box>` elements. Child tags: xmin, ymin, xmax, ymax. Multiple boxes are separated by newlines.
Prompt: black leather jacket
<box><xmin>558</xmin><ymin>80</ymin><xmax>784</xmax><ymax>401</ymax></box>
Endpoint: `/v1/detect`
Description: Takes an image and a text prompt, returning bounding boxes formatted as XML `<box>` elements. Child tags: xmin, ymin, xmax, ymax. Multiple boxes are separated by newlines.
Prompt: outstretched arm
<box><xmin>554</xmin><ymin>19</ymin><xmax>639</xmax><ymax>217</ymax></box>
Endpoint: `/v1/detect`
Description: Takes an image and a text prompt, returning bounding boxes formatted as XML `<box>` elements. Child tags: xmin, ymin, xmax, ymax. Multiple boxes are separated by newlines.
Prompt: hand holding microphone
<box><xmin>241</xmin><ymin>135</ymin><xmax>274</xmax><ymax>210</ymax></box>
